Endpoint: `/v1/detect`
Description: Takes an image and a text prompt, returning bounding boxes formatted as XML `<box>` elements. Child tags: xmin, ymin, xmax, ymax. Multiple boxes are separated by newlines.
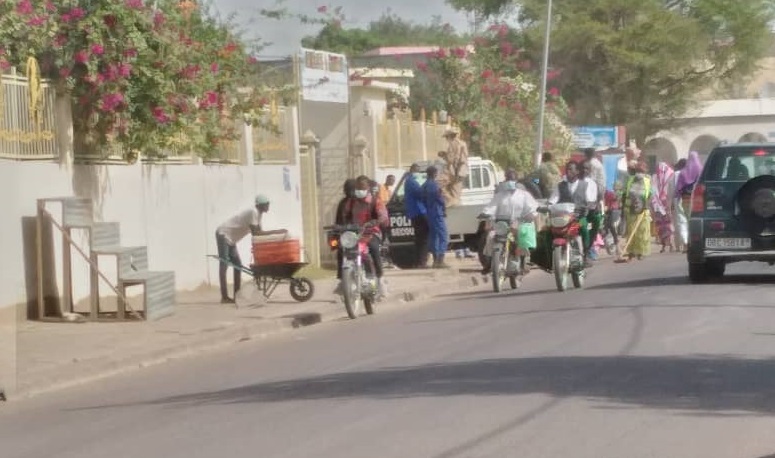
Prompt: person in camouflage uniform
<box><xmin>438</xmin><ymin>126</ymin><xmax>469</xmax><ymax>208</ymax></box>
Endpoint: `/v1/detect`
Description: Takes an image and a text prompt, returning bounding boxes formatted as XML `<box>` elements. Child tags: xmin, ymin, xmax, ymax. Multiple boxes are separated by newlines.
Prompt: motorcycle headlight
<box><xmin>340</xmin><ymin>231</ymin><xmax>359</xmax><ymax>249</ymax></box>
<box><xmin>551</xmin><ymin>216</ymin><xmax>571</xmax><ymax>228</ymax></box>
<box><xmin>494</xmin><ymin>221</ymin><xmax>510</xmax><ymax>236</ymax></box>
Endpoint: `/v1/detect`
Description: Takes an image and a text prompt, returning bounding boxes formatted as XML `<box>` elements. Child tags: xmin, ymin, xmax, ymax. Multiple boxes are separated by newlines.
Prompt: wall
<box><xmin>0</xmin><ymin>161</ymin><xmax>303</xmax><ymax>316</ymax></box>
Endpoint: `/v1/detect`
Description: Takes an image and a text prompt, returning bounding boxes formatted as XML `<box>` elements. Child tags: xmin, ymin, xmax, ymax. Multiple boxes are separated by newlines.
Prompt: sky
<box><xmin>211</xmin><ymin>0</ymin><xmax>474</xmax><ymax>57</ymax></box>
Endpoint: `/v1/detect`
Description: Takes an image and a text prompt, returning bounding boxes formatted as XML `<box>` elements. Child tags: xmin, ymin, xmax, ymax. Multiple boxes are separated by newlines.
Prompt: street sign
<box><xmin>571</xmin><ymin>126</ymin><xmax>618</xmax><ymax>149</ymax></box>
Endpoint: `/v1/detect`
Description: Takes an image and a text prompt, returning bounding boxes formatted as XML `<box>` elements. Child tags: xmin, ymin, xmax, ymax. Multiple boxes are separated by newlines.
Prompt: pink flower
<box><xmin>547</xmin><ymin>69</ymin><xmax>561</xmax><ymax>81</ymax></box>
<box><xmin>153</xmin><ymin>11</ymin><xmax>165</xmax><ymax>28</ymax></box>
<box><xmin>100</xmin><ymin>93</ymin><xmax>125</xmax><ymax>112</ymax></box>
<box><xmin>180</xmin><ymin>64</ymin><xmax>200</xmax><ymax>79</ymax></box>
<box><xmin>62</xmin><ymin>7</ymin><xmax>85</xmax><ymax>22</ymax></box>
<box><xmin>125</xmin><ymin>0</ymin><xmax>144</xmax><ymax>9</ymax></box>
<box><xmin>498</xmin><ymin>25</ymin><xmax>509</xmax><ymax>38</ymax></box>
<box><xmin>500</xmin><ymin>42</ymin><xmax>513</xmax><ymax>57</ymax></box>
<box><xmin>118</xmin><ymin>63</ymin><xmax>132</xmax><ymax>78</ymax></box>
<box><xmin>210</xmin><ymin>62</ymin><xmax>219</xmax><ymax>73</ymax></box>
<box><xmin>452</xmin><ymin>47</ymin><xmax>466</xmax><ymax>58</ymax></box>
<box><xmin>0</xmin><ymin>59</ymin><xmax>10</xmax><ymax>71</ymax></box>
<box><xmin>548</xmin><ymin>87</ymin><xmax>560</xmax><ymax>97</ymax></box>
<box><xmin>59</xmin><ymin>67</ymin><xmax>71</xmax><ymax>78</ymax></box>
<box><xmin>436</xmin><ymin>48</ymin><xmax>447</xmax><ymax>59</ymax></box>
<box><xmin>416</xmin><ymin>62</ymin><xmax>428</xmax><ymax>72</ymax></box>
<box><xmin>27</xmin><ymin>15</ymin><xmax>47</xmax><ymax>27</ymax></box>
<box><xmin>91</xmin><ymin>44</ymin><xmax>104</xmax><ymax>56</ymax></box>
<box><xmin>152</xmin><ymin>106</ymin><xmax>171</xmax><ymax>124</ymax></box>
<box><xmin>16</xmin><ymin>0</ymin><xmax>33</xmax><ymax>15</ymax></box>
<box><xmin>317</xmin><ymin>5</ymin><xmax>328</xmax><ymax>13</ymax></box>
<box><xmin>198</xmin><ymin>91</ymin><xmax>219</xmax><ymax>110</ymax></box>
<box><xmin>54</xmin><ymin>34</ymin><xmax>68</xmax><ymax>47</ymax></box>
<box><xmin>45</xmin><ymin>1</ymin><xmax>55</xmax><ymax>12</ymax></box>
<box><xmin>247</xmin><ymin>56</ymin><xmax>258</xmax><ymax>65</ymax></box>
<box><xmin>480</xmin><ymin>69</ymin><xmax>493</xmax><ymax>79</ymax></box>
<box><xmin>74</xmin><ymin>51</ymin><xmax>89</xmax><ymax>64</ymax></box>
<box><xmin>123</xmin><ymin>49</ymin><xmax>138</xmax><ymax>59</ymax></box>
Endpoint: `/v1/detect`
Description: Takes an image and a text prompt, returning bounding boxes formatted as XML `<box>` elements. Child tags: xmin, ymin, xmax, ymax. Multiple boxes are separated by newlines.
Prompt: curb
<box><xmin>11</xmin><ymin>271</ymin><xmax>481</xmax><ymax>401</ymax></box>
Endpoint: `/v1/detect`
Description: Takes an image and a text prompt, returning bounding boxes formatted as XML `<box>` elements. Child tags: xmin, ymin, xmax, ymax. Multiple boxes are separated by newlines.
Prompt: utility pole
<box><xmin>534</xmin><ymin>0</ymin><xmax>553</xmax><ymax>168</ymax></box>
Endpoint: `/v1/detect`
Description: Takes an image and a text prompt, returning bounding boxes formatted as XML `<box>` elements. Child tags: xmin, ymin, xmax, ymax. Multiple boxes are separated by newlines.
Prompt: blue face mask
<box><xmin>505</xmin><ymin>180</ymin><xmax>517</xmax><ymax>191</ymax></box>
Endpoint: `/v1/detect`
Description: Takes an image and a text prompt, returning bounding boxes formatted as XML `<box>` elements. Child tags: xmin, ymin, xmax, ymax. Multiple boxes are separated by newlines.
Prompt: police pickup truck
<box><xmin>386</xmin><ymin>157</ymin><xmax>500</xmax><ymax>268</ymax></box>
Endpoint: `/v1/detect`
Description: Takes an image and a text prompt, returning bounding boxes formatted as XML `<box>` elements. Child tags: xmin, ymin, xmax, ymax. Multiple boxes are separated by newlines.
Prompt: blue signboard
<box><xmin>571</xmin><ymin>126</ymin><xmax>618</xmax><ymax>149</ymax></box>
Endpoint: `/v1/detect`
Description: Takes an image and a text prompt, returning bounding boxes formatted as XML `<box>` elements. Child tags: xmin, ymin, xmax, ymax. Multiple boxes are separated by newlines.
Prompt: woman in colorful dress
<box><xmin>651</xmin><ymin>162</ymin><xmax>675</xmax><ymax>253</ymax></box>
<box><xmin>672</xmin><ymin>159</ymin><xmax>689</xmax><ymax>253</ymax></box>
<box><xmin>623</xmin><ymin>160</ymin><xmax>653</xmax><ymax>260</ymax></box>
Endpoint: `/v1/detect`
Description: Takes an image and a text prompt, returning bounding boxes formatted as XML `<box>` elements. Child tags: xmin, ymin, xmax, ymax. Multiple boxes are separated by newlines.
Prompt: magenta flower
<box><xmin>123</xmin><ymin>49</ymin><xmax>138</xmax><ymax>59</ymax></box>
<box><xmin>125</xmin><ymin>0</ymin><xmax>144</xmax><ymax>9</ymax></box>
<box><xmin>198</xmin><ymin>91</ymin><xmax>219</xmax><ymax>110</ymax></box>
<box><xmin>153</xmin><ymin>12</ymin><xmax>165</xmax><ymax>28</ymax></box>
<box><xmin>54</xmin><ymin>34</ymin><xmax>68</xmax><ymax>47</ymax></box>
<box><xmin>210</xmin><ymin>63</ymin><xmax>219</xmax><ymax>73</ymax></box>
<box><xmin>27</xmin><ymin>15</ymin><xmax>47</xmax><ymax>27</ymax></box>
<box><xmin>118</xmin><ymin>63</ymin><xmax>132</xmax><ymax>78</ymax></box>
<box><xmin>100</xmin><ymin>93</ymin><xmax>125</xmax><ymax>112</ymax></box>
<box><xmin>152</xmin><ymin>107</ymin><xmax>171</xmax><ymax>124</ymax></box>
<box><xmin>16</xmin><ymin>0</ymin><xmax>33</xmax><ymax>15</ymax></box>
<box><xmin>91</xmin><ymin>44</ymin><xmax>104</xmax><ymax>56</ymax></box>
<box><xmin>59</xmin><ymin>67</ymin><xmax>71</xmax><ymax>78</ymax></box>
<box><xmin>62</xmin><ymin>7</ymin><xmax>85</xmax><ymax>23</ymax></box>
<box><xmin>0</xmin><ymin>59</ymin><xmax>10</xmax><ymax>71</ymax></box>
<box><xmin>74</xmin><ymin>51</ymin><xmax>89</xmax><ymax>64</ymax></box>
<box><xmin>548</xmin><ymin>87</ymin><xmax>560</xmax><ymax>97</ymax></box>
<box><xmin>45</xmin><ymin>1</ymin><xmax>55</xmax><ymax>12</ymax></box>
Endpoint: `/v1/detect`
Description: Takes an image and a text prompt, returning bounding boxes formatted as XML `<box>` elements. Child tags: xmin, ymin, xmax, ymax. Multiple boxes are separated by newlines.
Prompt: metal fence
<box><xmin>377</xmin><ymin>115</ymin><xmax>450</xmax><ymax>168</ymax></box>
<box><xmin>0</xmin><ymin>74</ymin><xmax>58</xmax><ymax>160</ymax></box>
<box><xmin>253</xmin><ymin>106</ymin><xmax>295</xmax><ymax>164</ymax></box>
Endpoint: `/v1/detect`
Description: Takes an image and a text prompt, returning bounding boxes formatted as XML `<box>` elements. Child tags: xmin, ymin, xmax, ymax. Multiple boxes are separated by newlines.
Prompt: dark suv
<box><xmin>688</xmin><ymin>143</ymin><xmax>775</xmax><ymax>282</ymax></box>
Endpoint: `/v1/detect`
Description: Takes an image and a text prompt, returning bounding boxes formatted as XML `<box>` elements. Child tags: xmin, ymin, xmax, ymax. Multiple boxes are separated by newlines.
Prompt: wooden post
<box><xmin>36</xmin><ymin>201</ymin><xmax>44</xmax><ymax>320</ymax></box>
<box><xmin>63</xmin><ymin>227</ymin><xmax>72</xmax><ymax>317</ymax></box>
<box><xmin>89</xmin><ymin>251</ymin><xmax>99</xmax><ymax>320</ymax></box>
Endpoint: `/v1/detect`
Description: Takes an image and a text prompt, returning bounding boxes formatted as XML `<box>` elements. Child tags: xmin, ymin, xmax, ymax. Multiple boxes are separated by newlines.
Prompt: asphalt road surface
<box><xmin>3</xmin><ymin>254</ymin><xmax>775</xmax><ymax>458</ymax></box>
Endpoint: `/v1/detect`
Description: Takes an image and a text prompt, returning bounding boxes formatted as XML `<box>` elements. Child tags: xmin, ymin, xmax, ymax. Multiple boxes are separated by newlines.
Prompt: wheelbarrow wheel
<box><xmin>289</xmin><ymin>277</ymin><xmax>314</xmax><ymax>302</ymax></box>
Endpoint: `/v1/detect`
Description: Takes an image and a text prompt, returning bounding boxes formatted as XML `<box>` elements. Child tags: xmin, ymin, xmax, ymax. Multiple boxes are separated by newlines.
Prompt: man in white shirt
<box><xmin>548</xmin><ymin>161</ymin><xmax>598</xmax><ymax>265</ymax></box>
<box><xmin>216</xmin><ymin>195</ymin><xmax>287</xmax><ymax>303</ymax></box>
<box><xmin>479</xmin><ymin>169</ymin><xmax>539</xmax><ymax>274</ymax></box>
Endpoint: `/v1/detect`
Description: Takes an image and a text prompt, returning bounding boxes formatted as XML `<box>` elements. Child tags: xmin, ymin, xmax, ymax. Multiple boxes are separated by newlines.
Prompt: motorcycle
<box><xmin>546</xmin><ymin>203</ymin><xmax>586</xmax><ymax>292</ymax></box>
<box><xmin>480</xmin><ymin>217</ymin><xmax>526</xmax><ymax>293</ymax></box>
<box><xmin>325</xmin><ymin>223</ymin><xmax>378</xmax><ymax>319</ymax></box>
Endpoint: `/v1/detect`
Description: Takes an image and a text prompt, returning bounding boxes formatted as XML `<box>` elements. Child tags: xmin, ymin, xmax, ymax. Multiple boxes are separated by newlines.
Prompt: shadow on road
<box><xmin>79</xmin><ymin>356</ymin><xmax>775</xmax><ymax>416</ymax></box>
<box><xmin>587</xmin><ymin>274</ymin><xmax>775</xmax><ymax>291</ymax></box>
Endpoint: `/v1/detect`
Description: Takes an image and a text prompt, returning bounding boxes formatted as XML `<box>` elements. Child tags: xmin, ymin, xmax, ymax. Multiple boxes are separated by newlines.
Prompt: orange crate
<box><xmin>252</xmin><ymin>239</ymin><xmax>301</xmax><ymax>265</ymax></box>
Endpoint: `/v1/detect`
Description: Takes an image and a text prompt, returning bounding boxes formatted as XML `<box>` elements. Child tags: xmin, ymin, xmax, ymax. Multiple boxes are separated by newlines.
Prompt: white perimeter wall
<box><xmin>0</xmin><ymin>160</ymin><xmax>303</xmax><ymax>314</ymax></box>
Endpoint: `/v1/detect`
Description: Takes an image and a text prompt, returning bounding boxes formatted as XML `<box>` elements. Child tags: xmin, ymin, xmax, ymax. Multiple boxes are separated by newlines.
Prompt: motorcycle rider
<box><xmin>479</xmin><ymin>169</ymin><xmax>539</xmax><ymax>275</ymax></box>
<box><xmin>337</xmin><ymin>175</ymin><xmax>390</xmax><ymax>298</ymax></box>
<box><xmin>548</xmin><ymin>160</ymin><xmax>598</xmax><ymax>267</ymax></box>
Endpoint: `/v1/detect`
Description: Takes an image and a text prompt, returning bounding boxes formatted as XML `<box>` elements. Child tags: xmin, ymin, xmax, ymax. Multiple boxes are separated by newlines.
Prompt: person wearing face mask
<box><xmin>339</xmin><ymin>175</ymin><xmax>390</xmax><ymax>297</ymax></box>
<box><xmin>404</xmin><ymin>163</ymin><xmax>429</xmax><ymax>268</ymax></box>
<box><xmin>479</xmin><ymin>169</ymin><xmax>539</xmax><ymax>275</ymax></box>
<box><xmin>548</xmin><ymin>161</ymin><xmax>598</xmax><ymax>267</ymax></box>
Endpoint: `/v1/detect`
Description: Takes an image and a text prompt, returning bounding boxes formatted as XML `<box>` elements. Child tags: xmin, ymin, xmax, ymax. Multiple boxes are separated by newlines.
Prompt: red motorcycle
<box><xmin>325</xmin><ymin>223</ymin><xmax>378</xmax><ymax>319</ymax></box>
<box><xmin>547</xmin><ymin>203</ymin><xmax>586</xmax><ymax>292</ymax></box>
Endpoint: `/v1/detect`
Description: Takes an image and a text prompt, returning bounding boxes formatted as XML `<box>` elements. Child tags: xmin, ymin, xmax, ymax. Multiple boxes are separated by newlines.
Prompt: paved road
<box><xmin>3</xmin><ymin>254</ymin><xmax>775</xmax><ymax>458</ymax></box>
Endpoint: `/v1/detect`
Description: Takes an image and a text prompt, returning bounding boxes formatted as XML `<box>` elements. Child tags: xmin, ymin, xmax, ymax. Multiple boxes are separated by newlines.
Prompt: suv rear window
<box><xmin>704</xmin><ymin>146</ymin><xmax>775</xmax><ymax>182</ymax></box>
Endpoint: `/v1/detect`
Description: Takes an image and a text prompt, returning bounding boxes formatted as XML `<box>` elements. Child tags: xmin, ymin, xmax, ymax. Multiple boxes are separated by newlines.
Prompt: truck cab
<box><xmin>386</xmin><ymin>157</ymin><xmax>500</xmax><ymax>268</ymax></box>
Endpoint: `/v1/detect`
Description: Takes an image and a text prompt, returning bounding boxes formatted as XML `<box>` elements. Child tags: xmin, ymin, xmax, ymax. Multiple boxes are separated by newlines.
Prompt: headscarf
<box><xmin>652</xmin><ymin>162</ymin><xmax>674</xmax><ymax>213</ymax></box>
<box><xmin>676</xmin><ymin>151</ymin><xmax>702</xmax><ymax>193</ymax></box>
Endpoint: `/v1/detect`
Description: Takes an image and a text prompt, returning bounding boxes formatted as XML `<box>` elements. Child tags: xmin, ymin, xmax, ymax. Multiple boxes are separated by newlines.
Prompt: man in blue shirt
<box><xmin>404</xmin><ymin>163</ymin><xmax>429</xmax><ymax>268</ymax></box>
<box><xmin>423</xmin><ymin>165</ymin><xmax>450</xmax><ymax>268</ymax></box>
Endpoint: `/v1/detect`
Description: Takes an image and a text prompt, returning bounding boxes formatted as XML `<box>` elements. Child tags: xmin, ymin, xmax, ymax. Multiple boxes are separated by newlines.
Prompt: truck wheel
<box><xmin>390</xmin><ymin>246</ymin><xmax>417</xmax><ymax>269</ymax></box>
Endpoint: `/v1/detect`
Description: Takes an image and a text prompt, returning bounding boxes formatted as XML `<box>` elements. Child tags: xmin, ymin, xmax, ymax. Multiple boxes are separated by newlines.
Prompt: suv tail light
<box><xmin>691</xmin><ymin>183</ymin><xmax>706</xmax><ymax>214</ymax></box>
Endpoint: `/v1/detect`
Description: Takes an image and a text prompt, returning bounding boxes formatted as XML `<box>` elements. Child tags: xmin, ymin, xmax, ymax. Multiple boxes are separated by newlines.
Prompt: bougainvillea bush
<box><xmin>411</xmin><ymin>24</ymin><xmax>574</xmax><ymax>172</ymax></box>
<box><xmin>0</xmin><ymin>0</ymin><xmax>291</xmax><ymax>159</ymax></box>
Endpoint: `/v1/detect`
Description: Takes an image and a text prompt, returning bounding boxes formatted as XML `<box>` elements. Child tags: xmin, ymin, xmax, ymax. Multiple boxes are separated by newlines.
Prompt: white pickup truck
<box><xmin>386</xmin><ymin>157</ymin><xmax>501</xmax><ymax>268</ymax></box>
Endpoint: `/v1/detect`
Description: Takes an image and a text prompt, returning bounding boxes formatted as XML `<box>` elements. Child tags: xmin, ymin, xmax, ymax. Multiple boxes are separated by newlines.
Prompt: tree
<box><xmin>414</xmin><ymin>25</ymin><xmax>575</xmax><ymax>171</ymax></box>
<box><xmin>0</xmin><ymin>0</ymin><xmax>291</xmax><ymax>160</ymax></box>
<box><xmin>301</xmin><ymin>12</ymin><xmax>468</xmax><ymax>57</ymax></box>
<box><xmin>447</xmin><ymin>0</ymin><xmax>775</xmax><ymax>142</ymax></box>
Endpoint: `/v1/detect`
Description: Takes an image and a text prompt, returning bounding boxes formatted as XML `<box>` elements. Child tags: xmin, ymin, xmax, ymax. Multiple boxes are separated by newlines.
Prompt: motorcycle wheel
<box><xmin>491</xmin><ymin>248</ymin><xmax>504</xmax><ymax>293</ymax></box>
<box><xmin>553</xmin><ymin>245</ymin><xmax>569</xmax><ymax>292</ymax></box>
<box><xmin>342</xmin><ymin>269</ymin><xmax>361</xmax><ymax>319</ymax></box>
<box><xmin>570</xmin><ymin>239</ymin><xmax>585</xmax><ymax>289</ymax></box>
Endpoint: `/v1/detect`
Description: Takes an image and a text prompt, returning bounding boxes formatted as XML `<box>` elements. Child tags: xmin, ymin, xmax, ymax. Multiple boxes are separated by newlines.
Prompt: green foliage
<box><xmin>0</xmin><ymin>0</ymin><xmax>291</xmax><ymax>159</ymax></box>
<box><xmin>301</xmin><ymin>12</ymin><xmax>469</xmax><ymax>56</ymax></box>
<box><xmin>447</xmin><ymin>0</ymin><xmax>775</xmax><ymax>141</ymax></box>
<box><xmin>415</xmin><ymin>26</ymin><xmax>575</xmax><ymax>172</ymax></box>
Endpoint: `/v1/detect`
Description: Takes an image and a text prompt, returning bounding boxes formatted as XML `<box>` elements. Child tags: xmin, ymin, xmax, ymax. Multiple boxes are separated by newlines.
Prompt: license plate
<box><xmin>705</xmin><ymin>238</ymin><xmax>751</xmax><ymax>249</ymax></box>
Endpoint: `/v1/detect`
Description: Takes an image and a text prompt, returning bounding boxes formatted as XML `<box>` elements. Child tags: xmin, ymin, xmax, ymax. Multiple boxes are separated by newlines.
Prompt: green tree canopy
<box><xmin>447</xmin><ymin>0</ymin><xmax>775</xmax><ymax>142</ymax></box>
<box><xmin>301</xmin><ymin>12</ymin><xmax>469</xmax><ymax>56</ymax></box>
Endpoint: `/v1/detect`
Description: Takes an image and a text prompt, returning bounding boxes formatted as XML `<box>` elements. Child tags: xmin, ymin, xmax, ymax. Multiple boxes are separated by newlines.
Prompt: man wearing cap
<box><xmin>438</xmin><ymin>126</ymin><xmax>469</xmax><ymax>207</ymax></box>
<box><xmin>215</xmin><ymin>195</ymin><xmax>287</xmax><ymax>304</ymax></box>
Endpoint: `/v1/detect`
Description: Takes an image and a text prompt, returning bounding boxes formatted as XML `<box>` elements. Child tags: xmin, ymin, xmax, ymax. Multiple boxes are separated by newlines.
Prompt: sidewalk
<box><xmin>13</xmin><ymin>259</ymin><xmax>484</xmax><ymax>400</ymax></box>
